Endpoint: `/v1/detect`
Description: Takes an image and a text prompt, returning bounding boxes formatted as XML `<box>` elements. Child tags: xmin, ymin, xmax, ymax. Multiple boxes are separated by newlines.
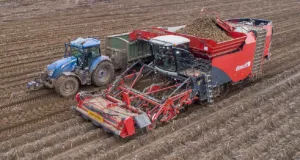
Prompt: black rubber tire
<box><xmin>146</xmin><ymin>122</ymin><xmax>156</xmax><ymax>133</ymax></box>
<box><xmin>55</xmin><ymin>76</ymin><xmax>79</xmax><ymax>97</ymax></box>
<box><xmin>92</xmin><ymin>61</ymin><xmax>115</xmax><ymax>87</ymax></box>
<box><xmin>194</xmin><ymin>98</ymin><xmax>205</xmax><ymax>105</ymax></box>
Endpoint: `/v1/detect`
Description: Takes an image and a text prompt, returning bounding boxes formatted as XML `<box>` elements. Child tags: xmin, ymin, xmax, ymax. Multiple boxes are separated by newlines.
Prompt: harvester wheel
<box><xmin>92</xmin><ymin>61</ymin><xmax>115</xmax><ymax>86</ymax></box>
<box><xmin>146</xmin><ymin>122</ymin><xmax>157</xmax><ymax>132</ymax></box>
<box><xmin>82</xmin><ymin>114</ymin><xmax>90</xmax><ymax>121</ymax></box>
<box><xmin>55</xmin><ymin>76</ymin><xmax>79</xmax><ymax>97</ymax></box>
<box><xmin>91</xmin><ymin>120</ymin><xmax>102</xmax><ymax>127</ymax></box>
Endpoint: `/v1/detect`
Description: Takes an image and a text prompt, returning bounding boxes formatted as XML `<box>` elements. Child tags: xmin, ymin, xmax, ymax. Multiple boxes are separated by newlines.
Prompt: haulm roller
<box><xmin>72</xmin><ymin>13</ymin><xmax>273</xmax><ymax>138</ymax></box>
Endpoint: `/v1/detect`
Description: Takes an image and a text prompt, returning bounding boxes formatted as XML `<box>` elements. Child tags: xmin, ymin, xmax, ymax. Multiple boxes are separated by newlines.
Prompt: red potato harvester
<box><xmin>72</xmin><ymin>16</ymin><xmax>273</xmax><ymax>138</ymax></box>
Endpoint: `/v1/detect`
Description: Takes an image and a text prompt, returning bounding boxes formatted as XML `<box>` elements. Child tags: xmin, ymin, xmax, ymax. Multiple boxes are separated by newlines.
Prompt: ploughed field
<box><xmin>0</xmin><ymin>0</ymin><xmax>300</xmax><ymax>159</ymax></box>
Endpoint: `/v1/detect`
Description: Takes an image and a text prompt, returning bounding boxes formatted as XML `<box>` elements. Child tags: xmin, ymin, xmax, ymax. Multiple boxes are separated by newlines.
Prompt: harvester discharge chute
<box><xmin>72</xmin><ymin>61</ymin><xmax>196</xmax><ymax>138</ymax></box>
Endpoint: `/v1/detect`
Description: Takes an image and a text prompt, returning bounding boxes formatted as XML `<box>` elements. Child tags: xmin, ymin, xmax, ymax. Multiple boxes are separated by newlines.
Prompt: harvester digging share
<box><xmin>72</xmin><ymin>15</ymin><xmax>273</xmax><ymax>138</ymax></box>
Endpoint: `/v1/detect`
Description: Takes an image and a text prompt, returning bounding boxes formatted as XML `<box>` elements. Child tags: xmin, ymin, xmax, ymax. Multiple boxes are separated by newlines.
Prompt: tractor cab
<box><xmin>27</xmin><ymin>37</ymin><xmax>114</xmax><ymax>97</ymax></box>
<box><xmin>65</xmin><ymin>38</ymin><xmax>101</xmax><ymax>69</ymax></box>
<box><xmin>150</xmin><ymin>35</ymin><xmax>195</xmax><ymax>76</ymax></box>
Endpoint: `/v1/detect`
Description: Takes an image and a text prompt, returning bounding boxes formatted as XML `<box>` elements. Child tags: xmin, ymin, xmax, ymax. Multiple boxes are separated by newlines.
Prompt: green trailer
<box><xmin>105</xmin><ymin>33</ymin><xmax>153</xmax><ymax>69</ymax></box>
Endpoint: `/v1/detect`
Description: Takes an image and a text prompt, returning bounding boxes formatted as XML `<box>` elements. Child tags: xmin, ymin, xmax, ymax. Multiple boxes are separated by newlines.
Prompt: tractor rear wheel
<box><xmin>55</xmin><ymin>76</ymin><xmax>79</xmax><ymax>97</ymax></box>
<box><xmin>92</xmin><ymin>61</ymin><xmax>115</xmax><ymax>87</ymax></box>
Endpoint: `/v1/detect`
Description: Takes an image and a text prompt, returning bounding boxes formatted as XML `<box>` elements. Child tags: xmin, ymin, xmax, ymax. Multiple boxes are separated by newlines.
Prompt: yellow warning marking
<box><xmin>87</xmin><ymin>110</ymin><xmax>104</xmax><ymax>123</ymax></box>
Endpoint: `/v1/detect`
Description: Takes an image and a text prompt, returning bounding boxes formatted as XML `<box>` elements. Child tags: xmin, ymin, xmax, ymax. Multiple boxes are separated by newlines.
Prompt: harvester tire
<box><xmin>55</xmin><ymin>76</ymin><xmax>79</xmax><ymax>97</ymax></box>
<box><xmin>92</xmin><ymin>61</ymin><xmax>115</xmax><ymax>87</ymax></box>
<box><xmin>146</xmin><ymin>122</ymin><xmax>157</xmax><ymax>132</ymax></box>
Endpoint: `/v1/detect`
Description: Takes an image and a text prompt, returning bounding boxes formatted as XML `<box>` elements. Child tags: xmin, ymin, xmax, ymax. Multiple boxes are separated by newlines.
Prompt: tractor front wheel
<box><xmin>55</xmin><ymin>76</ymin><xmax>79</xmax><ymax>97</ymax></box>
<box><xmin>92</xmin><ymin>61</ymin><xmax>115</xmax><ymax>86</ymax></box>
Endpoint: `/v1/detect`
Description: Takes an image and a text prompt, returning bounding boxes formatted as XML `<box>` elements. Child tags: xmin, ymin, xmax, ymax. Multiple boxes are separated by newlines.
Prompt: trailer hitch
<box><xmin>27</xmin><ymin>81</ymin><xmax>44</xmax><ymax>90</ymax></box>
<box><xmin>27</xmin><ymin>71</ymin><xmax>49</xmax><ymax>91</ymax></box>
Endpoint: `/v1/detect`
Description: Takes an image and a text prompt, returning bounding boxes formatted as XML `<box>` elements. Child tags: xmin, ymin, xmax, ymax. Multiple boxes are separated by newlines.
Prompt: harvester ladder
<box><xmin>205</xmin><ymin>74</ymin><xmax>214</xmax><ymax>103</ymax></box>
<box><xmin>252</xmin><ymin>29</ymin><xmax>267</xmax><ymax>77</ymax></box>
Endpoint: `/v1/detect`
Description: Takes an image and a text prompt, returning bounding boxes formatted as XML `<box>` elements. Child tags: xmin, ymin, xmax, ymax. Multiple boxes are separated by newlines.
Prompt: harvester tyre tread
<box><xmin>55</xmin><ymin>76</ymin><xmax>79</xmax><ymax>97</ymax></box>
<box><xmin>92</xmin><ymin>61</ymin><xmax>115</xmax><ymax>87</ymax></box>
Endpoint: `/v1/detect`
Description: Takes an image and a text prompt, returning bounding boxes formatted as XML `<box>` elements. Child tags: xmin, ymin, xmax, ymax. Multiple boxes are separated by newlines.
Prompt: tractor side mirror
<box><xmin>64</xmin><ymin>43</ymin><xmax>68</xmax><ymax>57</ymax></box>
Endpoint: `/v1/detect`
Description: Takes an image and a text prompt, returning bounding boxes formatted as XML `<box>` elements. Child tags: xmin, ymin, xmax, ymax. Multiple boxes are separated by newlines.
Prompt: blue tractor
<box><xmin>27</xmin><ymin>38</ymin><xmax>115</xmax><ymax>97</ymax></box>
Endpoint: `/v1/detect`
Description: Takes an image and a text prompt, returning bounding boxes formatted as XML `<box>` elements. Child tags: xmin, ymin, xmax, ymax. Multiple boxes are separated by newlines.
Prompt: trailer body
<box><xmin>105</xmin><ymin>33</ymin><xmax>152</xmax><ymax>69</ymax></box>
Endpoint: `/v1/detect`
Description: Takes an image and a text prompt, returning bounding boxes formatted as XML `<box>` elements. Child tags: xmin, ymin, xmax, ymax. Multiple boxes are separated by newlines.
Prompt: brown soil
<box><xmin>0</xmin><ymin>0</ymin><xmax>300</xmax><ymax>159</ymax></box>
<box><xmin>176</xmin><ymin>15</ymin><xmax>232</xmax><ymax>42</ymax></box>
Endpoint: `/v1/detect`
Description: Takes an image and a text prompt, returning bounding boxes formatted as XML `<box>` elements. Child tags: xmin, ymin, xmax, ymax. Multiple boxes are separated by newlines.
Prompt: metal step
<box><xmin>205</xmin><ymin>74</ymin><xmax>214</xmax><ymax>103</ymax></box>
<box><xmin>253</xmin><ymin>66</ymin><xmax>261</xmax><ymax>70</ymax></box>
<box><xmin>254</xmin><ymin>52</ymin><xmax>264</xmax><ymax>55</ymax></box>
<box><xmin>253</xmin><ymin>62</ymin><xmax>261</xmax><ymax>66</ymax></box>
<box><xmin>254</xmin><ymin>57</ymin><xmax>262</xmax><ymax>60</ymax></box>
<box><xmin>251</xmin><ymin>28</ymin><xmax>267</xmax><ymax>77</ymax></box>
<box><xmin>257</xmin><ymin>37</ymin><xmax>266</xmax><ymax>40</ymax></box>
<box><xmin>253</xmin><ymin>59</ymin><xmax>262</xmax><ymax>63</ymax></box>
<box><xmin>256</xmin><ymin>38</ymin><xmax>266</xmax><ymax>41</ymax></box>
<box><xmin>256</xmin><ymin>44</ymin><xmax>265</xmax><ymax>48</ymax></box>
<box><xmin>252</xmin><ymin>66</ymin><xmax>261</xmax><ymax>71</ymax></box>
<box><xmin>257</xmin><ymin>35</ymin><xmax>266</xmax><ymax>38</ymax></box>
<box><xmin>253</xmin><ymin>64</ymin><xmax>261</xmax><ymax>68</ymax></box>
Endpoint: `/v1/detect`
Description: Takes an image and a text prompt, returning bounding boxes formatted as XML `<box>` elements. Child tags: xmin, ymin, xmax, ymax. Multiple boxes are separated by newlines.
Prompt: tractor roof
<box><xmin>150</xmin><ymin>35</ymin><xmax>190</xmax><ymax>46</ymax></box>
<box><xmin>70</xmin><ymin>38</ymin><xmax>100</xmax><ymax>48</ymax></box>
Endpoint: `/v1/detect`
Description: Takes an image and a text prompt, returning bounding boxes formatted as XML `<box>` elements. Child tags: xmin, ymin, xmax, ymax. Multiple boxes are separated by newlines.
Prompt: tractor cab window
<box><xmin>84</xmin><ymin>46</ymin><xmax>99</xmax><ymax>58</ymax></box>
<box><xmin>70</xmin><ymin>46</ymin><xmax>83</xmax><ymax>58</ymax></box>
<box><xmin>68</xmin><ymin>46</ymin><xmax>85</xmax><ymax>67</ymax></box>
<box><xmin>83</xmin><ymin>46</ymin><xmax>100</xmax><ymax>67</ymax></box>
<box><xmin>153</xmin><ymin>44</ymin><xmax>176</xmax><ymax>72</ymax></box>
<box><xmin>174</xmin><ymin>48</ymin><xmax>194</xmax><ymax>71</ymax></box>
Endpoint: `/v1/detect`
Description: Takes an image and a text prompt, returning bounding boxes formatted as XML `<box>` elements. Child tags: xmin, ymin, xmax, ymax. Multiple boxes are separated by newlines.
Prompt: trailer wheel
<box><xmin>55</xmin><ymin>76</ymin><xmax>79</xmax><ymax>97</ymax></box>
<box><xmin>92</xmin><ymin>61</ymin><xmax>115</xmax><ymax>86</ymax></box>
